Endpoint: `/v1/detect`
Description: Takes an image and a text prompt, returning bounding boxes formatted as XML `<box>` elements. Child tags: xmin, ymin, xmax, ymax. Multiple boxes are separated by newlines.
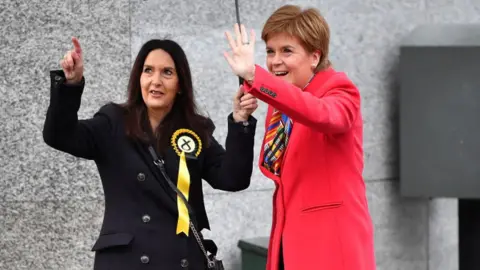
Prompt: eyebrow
<box><xmin>143</xmin><ymin>64</ymin><xmax>175</xmax><ymax>70</ymax></box>
<box><xmin>266</xmin><ymin>45</ymin><xmax>295</xmax><ymax>50</ymax></box>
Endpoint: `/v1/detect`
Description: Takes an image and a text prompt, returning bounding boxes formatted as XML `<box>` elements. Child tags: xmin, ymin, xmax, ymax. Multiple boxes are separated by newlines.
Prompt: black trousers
<box><xmin>279</xmin><ymin>242</ymin><xmax>284</xmax><ymax>270</ymax></box>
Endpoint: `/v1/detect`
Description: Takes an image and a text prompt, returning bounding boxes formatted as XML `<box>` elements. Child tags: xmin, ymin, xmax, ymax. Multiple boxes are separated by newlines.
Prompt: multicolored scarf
<box><xmin>262</xmin><ymin>110</ymin><xmax>292</xmax><ymax>175</ymax></box>
<box><xmin>261</xmin><ymin>74</ymin><xmax>314</xmax><ymax>175</ymax></box>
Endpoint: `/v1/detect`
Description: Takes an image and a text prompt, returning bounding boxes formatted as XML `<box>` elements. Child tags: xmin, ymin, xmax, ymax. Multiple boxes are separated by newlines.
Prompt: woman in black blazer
<box><xmin>43</xmin><ymin>37</ymin><xmax>258</xmax><ymax>270</ymax></box>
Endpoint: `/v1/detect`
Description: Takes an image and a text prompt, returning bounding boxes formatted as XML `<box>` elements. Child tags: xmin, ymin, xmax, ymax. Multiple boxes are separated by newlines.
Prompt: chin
<box><xmin>146</xmin><ymin>101</ymin><xmax>168</xmax><ymax>110</ymax></box>
<box><xmin>280</xmin><ymin>76</ymin><xmax>294</xmax><ymax>84</ymax></box>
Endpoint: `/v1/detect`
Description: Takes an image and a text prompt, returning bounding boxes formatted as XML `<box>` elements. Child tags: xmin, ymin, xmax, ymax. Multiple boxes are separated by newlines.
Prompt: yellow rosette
<box><xmin>171</xmin><ymin>128</ymin><xmax>202</xmax><ymax>236</ymax></box>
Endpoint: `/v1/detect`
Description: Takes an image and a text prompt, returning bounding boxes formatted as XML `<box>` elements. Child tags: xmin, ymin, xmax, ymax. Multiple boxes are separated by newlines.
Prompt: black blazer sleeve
<box><xmin>43</xmin><ymin>70</ymin><xmax>113</xmax><ymax>160</ymax></box>
<box><xmin>201</xmin><ymin>114</ymin><xmax>257</xmax><ymax>191</ymax></box>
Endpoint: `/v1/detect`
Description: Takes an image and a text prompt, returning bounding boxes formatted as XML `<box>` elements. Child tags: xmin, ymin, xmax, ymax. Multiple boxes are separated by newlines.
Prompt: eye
<box><xmin>163</xmin><ymin>68</ymin><xmax>174</xmax><ymax>76</ymax></box>
<box><xmin>143</xmin><ymin>67</ymin><xmax>152</xmax><ymax>73</ymax></box>
<box><xmin>266</xmin><ymin>49</ymin><xmax>274</xmax><ymax>54</ymax></box>
<box><xmin>283</xmin><ymin>48</ymin><xmax>292</xmax><ymax>54</ymax></box>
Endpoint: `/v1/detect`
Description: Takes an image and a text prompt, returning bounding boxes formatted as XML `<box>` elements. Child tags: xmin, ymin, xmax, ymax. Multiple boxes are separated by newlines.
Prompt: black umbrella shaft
<box><xmin>235</xmin><ymin>0</ymin><xmax>244</xmax><ymax>85</ymax></box>
<box><xmin>235</xmin><ymin>0</ymin><xmax>241</xmax><ymax>26</ymax></box>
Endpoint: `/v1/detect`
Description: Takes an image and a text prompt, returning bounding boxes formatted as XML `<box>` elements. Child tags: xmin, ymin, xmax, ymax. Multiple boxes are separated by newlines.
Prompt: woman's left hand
<box><xmin>233</xmin><ymin>85</ymin><xmax>258</xmax><ymax>122</ymax></box>
<box><xmin>223</xmin><ymin>24</ymin><xmax>256</xmax><ymax>81</ymax></box>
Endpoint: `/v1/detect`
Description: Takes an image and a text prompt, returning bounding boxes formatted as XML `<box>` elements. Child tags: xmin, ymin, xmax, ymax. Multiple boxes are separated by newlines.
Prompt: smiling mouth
<box><xmin>274</xmin><ymin>71</ymin><xmax>289</xmax><ymax>76</ymax></box>
<box><xmin>149</xmin><ymin>90</ymin><xmax>164</xmax><ymax>97</ymax></box>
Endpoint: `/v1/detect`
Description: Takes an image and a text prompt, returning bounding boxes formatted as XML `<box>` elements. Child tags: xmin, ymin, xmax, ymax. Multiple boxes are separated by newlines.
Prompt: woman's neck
<box><xmin>148</xmin><ymin>108</ymin><xmax>169</xmax><ymax>131</ymax></box>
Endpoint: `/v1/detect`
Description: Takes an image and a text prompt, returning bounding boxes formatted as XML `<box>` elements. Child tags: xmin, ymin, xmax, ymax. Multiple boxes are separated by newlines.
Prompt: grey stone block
<box><xmin>429</xmin><ymin>199</ymin><xmax>458</xmax><ymax>270</ymax></box>
<box><xmin>367</xmin><ymin>180</ymin><xmax>429</xmax><ymax>270</ymax></box>
<box><xmin>0</xmin><ymin>0</ymin><xmax>130</xmax><ymax>201</ymax></box>
<box><xmin>0</xmin><ymin>200</ymin><xmax>103</xmax><ymax>270</ymax></box>
<box><xmin>400</xmin><ymin>24</ymin><xmax>480</xmax><ymax>198</ymax></box>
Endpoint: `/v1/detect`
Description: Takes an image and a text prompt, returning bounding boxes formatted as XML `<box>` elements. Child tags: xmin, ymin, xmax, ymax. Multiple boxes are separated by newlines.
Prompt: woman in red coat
<box><xmin>223</xmin><ymin>4</ymin><xmax>376</xmax><ymax>270</ymax></box>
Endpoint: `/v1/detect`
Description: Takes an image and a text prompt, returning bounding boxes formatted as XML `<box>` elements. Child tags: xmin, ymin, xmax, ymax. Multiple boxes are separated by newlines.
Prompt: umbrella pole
<box><xmin>235</xmin><ymin>0</ymin><xmax>244</xmax><ymax>86</ymax></box>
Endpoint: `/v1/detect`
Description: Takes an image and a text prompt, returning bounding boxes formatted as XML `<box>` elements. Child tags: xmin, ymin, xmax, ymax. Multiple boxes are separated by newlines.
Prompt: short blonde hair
<box><xmin>261</xmin><ymin>5</ymin><xmax>331</xmax><ymax>71</ymax></box>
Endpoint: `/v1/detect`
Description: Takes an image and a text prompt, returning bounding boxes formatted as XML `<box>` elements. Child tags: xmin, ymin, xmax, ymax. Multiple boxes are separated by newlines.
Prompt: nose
<box><xmin>151</xmin><ymin>72</ymin><xmax>163</xmax><ymax>87</ymax></box>
<box><xmin>272</xmin><ymin>53</ymin><xmax>282</xmax><ymax>66</ymax></box>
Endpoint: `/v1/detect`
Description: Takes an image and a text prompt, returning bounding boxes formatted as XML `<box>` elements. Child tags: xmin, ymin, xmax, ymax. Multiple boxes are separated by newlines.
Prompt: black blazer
<box><xmin>43</xmin><ymin>70</ymin><xmax>257</xmax><ymax>270</ymax></box>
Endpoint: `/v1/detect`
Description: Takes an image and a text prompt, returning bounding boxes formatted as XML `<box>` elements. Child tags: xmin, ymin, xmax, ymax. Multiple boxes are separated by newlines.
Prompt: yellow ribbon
<box><xmin>176</xmin><ymin>151</ymin><xmax>191</xmax><ymax>235</ymax></box>
<box><xmin>171</xmin><ymin>128</ymin><xmax>201</xmax><ymax>236</ymax></box>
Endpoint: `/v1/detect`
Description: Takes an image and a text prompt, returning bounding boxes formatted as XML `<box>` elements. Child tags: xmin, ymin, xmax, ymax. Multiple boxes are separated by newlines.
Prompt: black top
<box><xmin>43</xmin><ymin>70</ymin><xmax>257</xmax><ymax>270</ymax></box>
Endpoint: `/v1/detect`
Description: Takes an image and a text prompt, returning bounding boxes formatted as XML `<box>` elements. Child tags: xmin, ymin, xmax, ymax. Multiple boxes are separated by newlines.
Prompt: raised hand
<box><xmin>60</xmin><ymin>37</ymin><xmax>84</xmax><ymax>84</ymax></box>
<box><xmin>223</xmin><ymin>24</ymin><xmax>256</xmax><ymax>81</ymax></box>
<box><xmin>233</xmin><ymin>85</ymin><xmax>258</xmax><ymax>122</ymax></box>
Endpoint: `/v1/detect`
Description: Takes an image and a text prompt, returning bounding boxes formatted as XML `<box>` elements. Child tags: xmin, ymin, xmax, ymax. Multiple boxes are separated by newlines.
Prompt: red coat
<box><xmin>243</xmin><ymin>66</ymin><xmax>376</xmax><ymax>270</ymax></box>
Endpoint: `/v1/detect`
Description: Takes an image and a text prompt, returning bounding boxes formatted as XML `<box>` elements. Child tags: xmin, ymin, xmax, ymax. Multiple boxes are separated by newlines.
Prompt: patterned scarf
<box><xmin>262</xmin><ymin>110</ymin><xmax>293</xmax><ymax>175</ymax></box>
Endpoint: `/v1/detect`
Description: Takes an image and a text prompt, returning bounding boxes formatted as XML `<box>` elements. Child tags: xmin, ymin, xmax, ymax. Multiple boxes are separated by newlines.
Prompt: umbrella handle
<box><xmin>235</xmin><ymin>0</ymin><xmax>245</xmax><ymax>86</ymax></box>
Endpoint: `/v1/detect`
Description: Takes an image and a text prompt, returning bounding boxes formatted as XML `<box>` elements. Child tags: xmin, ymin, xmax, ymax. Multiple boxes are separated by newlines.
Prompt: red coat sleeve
<box><xmin>243</xmin><ymin>65</ymin><xmax>360</xmax><ymax>134</ymax></box>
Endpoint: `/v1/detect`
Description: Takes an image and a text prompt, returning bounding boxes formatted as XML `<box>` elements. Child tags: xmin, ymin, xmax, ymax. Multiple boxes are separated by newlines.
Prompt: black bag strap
<box><xmin>147</xmin><ymin>146</ymin><xmax>198</xmax><ymax>223</ymax></box>
<box><xmin>147</xmin><ymin>145</ymin><xmax>219</xmax><ymax>268</ymax></box>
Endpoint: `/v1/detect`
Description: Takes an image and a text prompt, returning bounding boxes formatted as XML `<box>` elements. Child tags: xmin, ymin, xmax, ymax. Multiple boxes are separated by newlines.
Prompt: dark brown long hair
<box><xmin>120</xmin><ymin>39</ymin><xmax>213</xmax><ymax>153</ymax></box>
